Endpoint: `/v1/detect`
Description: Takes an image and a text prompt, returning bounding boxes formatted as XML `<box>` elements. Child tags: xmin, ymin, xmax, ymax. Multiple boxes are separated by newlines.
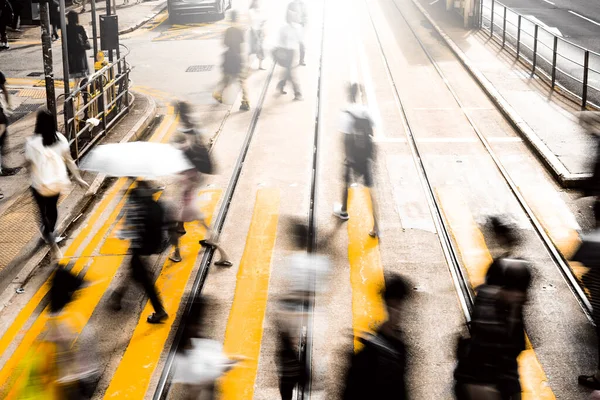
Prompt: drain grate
<box><xmin>27</xmin><ymin>72</ymin><xmax>44</xmax><ymax>77</ymax></box>
<box><xmin>7</xmin><ymin>102</ymin><xmax>43</xmax><ymax>124</ymax></box>
<box><xmin>186</xmin><ymin>65</ymin><xmax>213</xmax><ymax>72</ymax></box>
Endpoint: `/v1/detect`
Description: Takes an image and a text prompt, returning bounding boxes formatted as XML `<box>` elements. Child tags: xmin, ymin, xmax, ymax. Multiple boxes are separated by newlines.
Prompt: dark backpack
<box><xmin>139</xmin><ymin>199</ymin><xmax>169</xmax><ymax>255</ymax></box>
<box><xmin>184</xmin><ymin>141</ymin><xmax>214</xmax><ymax>175</ymax></box>
<box><xmin>344</xmin><ymin>111</ymin><xmax>374</xmax><ymax>167</ymax></box>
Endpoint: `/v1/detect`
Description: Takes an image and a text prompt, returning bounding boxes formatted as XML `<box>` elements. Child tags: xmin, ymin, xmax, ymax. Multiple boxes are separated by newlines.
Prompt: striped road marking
<box><xmin>436</xmin><ymin>186</ymin><xmax>556</xmax><ymax>399</ymax></box>
<box><xmin>348</xmin><ymin>187</ymin><xmax>386</xmax><ymax>351</ymax></box>
<box><xmin>220</xmin><ymin>188</ymin><xmax>280</xmax><ymax>400</ymax></box>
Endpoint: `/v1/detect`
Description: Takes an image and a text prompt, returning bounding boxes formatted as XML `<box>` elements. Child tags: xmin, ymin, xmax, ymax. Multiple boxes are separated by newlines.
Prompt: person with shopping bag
<box><xmin>24</xmin><ymin>109</ymin><xmax>89</xmax><ymax>257</ymax></box>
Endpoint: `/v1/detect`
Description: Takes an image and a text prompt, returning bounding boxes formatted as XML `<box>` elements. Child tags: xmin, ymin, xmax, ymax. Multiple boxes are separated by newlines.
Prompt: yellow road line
<box><xmin>347</xmin><ymin>187</ymin><xmax>386</xmax><ymax>351</ymax></box>
<box><xmin>436</xmin><ymin>186</ymin><xmax>556</xmax><ymax>399</ymax></box>
<box><xmin>220</xmin><ymin>188</ymin><xmax>280</xmax><ymax>400</ymax></box>
<box><xmin>0</xmin><ymin>112</ymin><xmax>179</xmax><ymax>395</ymax></box>
<box><xmin>103</xmin><ymin>189</ymin><xmax>221</xmax><ymax>399</ymax></box>
<box><xmin>0</xmin><ymin>178</ymin><xmax>127</xmax><ymax>362</ymax></box>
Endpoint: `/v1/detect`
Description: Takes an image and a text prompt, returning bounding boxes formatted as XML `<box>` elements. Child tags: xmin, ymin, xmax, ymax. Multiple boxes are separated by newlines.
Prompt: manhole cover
<box><xmin>27</xmin><ymin>72</ymin><xmax>44</xmax><ymax>77</ymax></box>
<box><xmin>186</xmin><ymin>65</ymin><xmax>213</xmax><ymax>72</ymax></box>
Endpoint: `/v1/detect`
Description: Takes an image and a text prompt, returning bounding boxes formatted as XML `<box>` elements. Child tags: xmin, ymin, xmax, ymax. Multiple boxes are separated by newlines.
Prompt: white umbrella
<box><xmin>172</xmin><ymin>339</ymin><xmax>236</xmax><ymax>386</ymax></box>
<box><xmin>80</xmin><ymin>142</ymin><xmax>194</xmax><ymax>178</ymax></box>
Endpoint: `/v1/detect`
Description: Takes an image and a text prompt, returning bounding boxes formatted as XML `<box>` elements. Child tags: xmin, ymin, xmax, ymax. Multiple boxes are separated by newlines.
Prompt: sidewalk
<box><xmin>0</xmin><ymin>88</ymin><xmax>156</xmax><ymax>291</ymax></box>
<box><xmin>412</xmin><ymin>0</ymin><xmax>594</xmax><ymax>188</ymax></box>
<box><xmin>5</xmin><ymin>0</ymin><xmax>166</xmax><ymax>50</ymax></box>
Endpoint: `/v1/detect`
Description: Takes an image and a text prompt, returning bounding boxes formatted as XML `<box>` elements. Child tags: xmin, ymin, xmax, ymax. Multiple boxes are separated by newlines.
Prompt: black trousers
<box><xmin>31</xmin><ymin>187</ymin><xmax>60</xmax><ymax>238</ymax></box>
<box><xmin>124</xmin><ymin>251</ymin><xmax>164</xmax><ymax>314</ymax></box>
<box><xmin>0</xmin><ymin>12</ymin><xmax>7</xmax><ymax>41</ymax></box>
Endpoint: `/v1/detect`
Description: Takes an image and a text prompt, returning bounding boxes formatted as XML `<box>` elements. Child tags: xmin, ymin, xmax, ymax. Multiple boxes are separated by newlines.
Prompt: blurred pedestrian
<box><xmin>213</xmin><ymin>10</ymin><xmax>250</xmax><ymax>112</ymax></box>
<box><xmin>580</xmin><ymin>112</ymin><xmax>600</xmax><ymax>228</ymax></box>
<box><xmin>66</xmin><ymin>11</ymin><xmax>91</xmax><ymax>85</ymax></box>
<box><xmin>24</xmin><ymin>109</ymin><xmax>89</xmax><ymax>255</ymax></box>
<box><xmin>333</xmin><ymin>83</ymin><xmax>378</xmax><ymax>238</ymax></box>
<box><xmin>50</xmin><ymin>0</ymin><xmax>60</xmax><ymax>41</ymax></box>
<box><xmin>108</xmin><ymin>180</ymin><xmax>169</xmax><ymax>324</ymax></box>
<box><xmin>286</xmin><ymin>0</ymin><xmax>307</xmax><ymax>66</ymax></box>
<box><xmin>0</xmin><ymin>0</ymin><xmax>12</xmax><ymax>49</ymax></box>
<box><xmin>173</xmin><ymin>297</ymin><xmax>236</xmax><ymax>400</ymax></box>
<box><xmin>274</xmin><ymin>12</ymin><xmax>302</xmax><ymax>100</ymax></box>
<box><xmin>454</xmin><ymin>217</ymin><xmax>531</xmax><ymax>400</ymax></box>
<box><xmin>169</xmin><ymin>101</ymin><xmax>232</xmax><ymax>267</ymax></box>
<box><xmin>248</xmin><ymin>0</ymin><xmax>266</xmax><ymax>70</ymax></box>
<box><xmin>341</xmin><ymin>274</ymin><xmax>409</xmax><ymax>400</ymax></box>
<box><xmin>0</xmin><ymin>70</ymin><xmax>22</xmax><ymax>200</ymax></box>
<box><xmin>8</xmin><ymin>0</ymin><xmax>22</xmax><ymax>31</ymax></box>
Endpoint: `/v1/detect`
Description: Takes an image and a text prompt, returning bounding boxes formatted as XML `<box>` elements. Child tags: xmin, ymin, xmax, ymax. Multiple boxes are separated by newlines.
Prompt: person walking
<box><xmin>8</xmin><ymin>0</ymin><xmax>21</xmax><ymax>31</ymax></box>
<box><xmin>24</xmin><ymin>109</ymin><xmax>89</xmax><ymax>253</ymax></box>
<box><xmin>0</xmin><ymin>70</ymin><xmax>22</xmax><ymax>200</ymax></box>
<box><xmin>213</xmin><ymin>10</ymin><xmax>250</xmax><ymax>112</ymax></box>
<box><xmin>168</xmin><ymin>101</ymin><xmax>232</xmax><ymax>266</ymax></box>
<box><xmin>0</xmin><ymin>0</ymin><xmax>12</xmax><ymax>49</ymax></box>
<box><xmin>248</xmin><ymin>0</ymin><xmax>266</xmax><ymax>71</ymax></box>
<box><xmin>333</xmin><ymin>83</ymin><xmax>378</xmax><ymax>237</ymax></box>
<box><xmin>286</xmin><ymin>0</ymin><xmax>307</xmax><ymax>66</ymax></box>
<box><xmin>454</xmin><ymin>217</ymin><xmax>531</xmax><ymax>400</ymax></box>
<box><xmin>274</xmin><ymin>13</ymin><xmax>302</xmax><ymax>100</ymax></box>
<box><xmin>66</xmin><ymin>11</ymin><xmax>91</xmax><ymax>84</ymax></box>
<box><xmin>341</xmin><ymin>274</ymin><xmax>409</xmax><ymax>400</ymax></box>
<box><xmin>108</xmin><ymin>180</ymin><xmax>169</xmax><ymax>324</ymax></box>
<box><xmin>50</xmin><ymin>0</ymin><xmax>60</xmax><ymax>41</ymax></box>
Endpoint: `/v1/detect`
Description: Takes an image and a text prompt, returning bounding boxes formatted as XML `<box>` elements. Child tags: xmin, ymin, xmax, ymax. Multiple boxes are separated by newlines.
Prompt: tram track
<box><xmin>364</xmin><ymin>0</ymin><xmax>593</xmax><ymax>326</ymax></box>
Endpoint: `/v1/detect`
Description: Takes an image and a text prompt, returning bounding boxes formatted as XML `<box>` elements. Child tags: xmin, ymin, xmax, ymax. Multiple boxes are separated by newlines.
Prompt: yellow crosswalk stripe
<box><xmin>347</xmin><ymin>187</ymin><xmax>386</xmax><ymax>351</ymax></box>
<box><xmin>220</xmin><ymin>188</ymin><xmax>280</xmax><ymax>400</ymax></box>
<box><xmin>436</xmin><ymin>185</ymin><xmax>556</xmax><ymax>399</ymax></box>
<box><xmin>103</xmin><ymin>189</ymin><xmax>222</xmax><ymax>399</ymax></box>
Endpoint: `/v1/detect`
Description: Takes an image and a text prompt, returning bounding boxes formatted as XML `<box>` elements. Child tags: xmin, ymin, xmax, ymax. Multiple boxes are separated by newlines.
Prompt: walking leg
<box><xmin>199</xmin><ymin>220</ymin><xmax>232</xmax><ymax>267</ymax></box>
<box><xmin>31</xmin><ymin>188</ymin><xmax>52</xmax><ymax>239</ymax></box>
<box><xmin>213</xmin><ymin>75</ymin><xmax>230</xmax><ymax>103</ymax></box>
<box><xmin>299</xmin><ymin>41</ymin><xmax>306</xmax><ymax>65</ymax></box>
<box><xmin>239</xmin><ymin>72</ymin><xmax>250</xmax><ymax>111</ymax></box>
<box><xmin>169</xmin><ymin>222</ymin><xmax>182</xmax><ymax>263</ymax></box>
<box><xmin>131</xmin><ymin>252</ymin><xmax>168</xmax><ymax>323</ymax></box>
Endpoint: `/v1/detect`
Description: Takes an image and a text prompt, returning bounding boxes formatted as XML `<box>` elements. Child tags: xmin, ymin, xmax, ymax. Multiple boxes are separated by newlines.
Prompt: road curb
<box><xmin>119</xmin><ymin>5</ymin><xmax>167</xmax><ymax>35</ymax></box>
<box><xmin>409</xmin><ymin>0</ymin><xmax>590</xmax><ymax>189</ymax></box>
<box><xmin>0</xmin><ymin>91</ymin><xmax>157</xmax><ymax>313</ymax></box>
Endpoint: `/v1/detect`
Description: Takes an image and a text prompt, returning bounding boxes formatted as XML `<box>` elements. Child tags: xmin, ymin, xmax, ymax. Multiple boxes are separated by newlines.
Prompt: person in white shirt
<box><xmin>25</xmin><ymin>109</ymin><xmax>89</xmax><ymax>249</ymax></box>
<box><xmin>286</xmin><ymin>0</ymin><xmax>307</xmax><ymax>66</ymax></box>
<box><xmin>249</xmin><ymin>0</ymin><xmax>266</xmax><ymax>70</ymax></box>
<box><xmin>275</xmin><ymin>13</ymin><xmax>302</xmax><ymax>100</ymax></box>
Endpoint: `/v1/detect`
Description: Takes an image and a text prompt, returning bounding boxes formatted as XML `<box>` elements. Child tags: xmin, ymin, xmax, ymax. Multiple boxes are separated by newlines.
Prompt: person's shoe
<box><xmin>169</xmin><ymin>251</ymin><xmax>182</xmax><ymax>263</ymax></box>
<box><xmin>80</xmin><ymin>8</ymin><xmax>86</xmax><ymax>13</ymax></box>
<box><xmin>333</xmin><ymin>204</ymin><xmax>349</xmax><ymax>221</ymax></box>
<box><xmin>369</xmin><ymin>228</ymin><xmax>379</xmax><ymax>239</ymax></box>
<box><xmin>299</xmin><ymin>60</ymin><xmax>306</xmax><ymax>66</ymax></box>
<box><xmin>0</xmin><ymin>167</ymin><xmax>22</xmax><ymax>176</ymax></box>
<box><xmin>0</xmin><ymin>42</ymin><xmax>9</xmax><ymax>50</ymax></box>
<box><xmin>147</xmin><ymin>309</ymin><xmax>168</xmax><ymax>324</ymax></box>
<box><xmin>293</xmin><ymin>94</ymin><xmax>303</xmax><ymax>101</ymax></box>
<box><xmin>578</xmin><ymin>374</ymin><xmax>600</xmax><ymax>390</ymax></box>
<box><xmin>239</xmin><ymin>101</ymin><xmax>250</xmax><ymax>111</ymax></box>
<box><xmin>215</xmin><ymin>260</ymin><xmax>233</xmax><ymax>267</ymax></box>
<box><xmin>0</xmin><ymin>191</ymin><xmax>3</xmax><ymax>200</ymax></box>
<box><xmin>212</xmin><ymin>91</ymin><xmax>223</xmax><ymax>103</ymax></box>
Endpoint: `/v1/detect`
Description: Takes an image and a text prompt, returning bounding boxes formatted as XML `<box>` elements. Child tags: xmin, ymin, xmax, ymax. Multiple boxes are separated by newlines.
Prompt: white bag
<box><xmin>30</xmin><ymin>140</ymin><xmax>70</xmax><ymax>196</ymax></box>
<box><xmin>173</xmin><ymin>339</ymin><xmax>234</xmax><ymax>386</ymax></box>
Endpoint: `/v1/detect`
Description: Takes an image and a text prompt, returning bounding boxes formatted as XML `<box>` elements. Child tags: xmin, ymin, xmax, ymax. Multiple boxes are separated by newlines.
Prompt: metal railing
<box><xmin>480</xmin><ymin>0</ymin><xmax>600</xmax><ymax>109</ymax></box>
<box><xmin>63</xmin><ymin>47</ymin><xmax>131</xmax><ymax>162</ymax></box>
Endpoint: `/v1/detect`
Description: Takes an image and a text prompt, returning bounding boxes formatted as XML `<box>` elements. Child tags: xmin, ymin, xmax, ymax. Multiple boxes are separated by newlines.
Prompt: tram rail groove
<box><xmin>366</xmin><ymin>0</ymin><xmax>594</xmax><ymax>325</ymax></box>
<box><xmin>152</xmin><ymin>61</ymin><xmax>277</xmax><ymax>400</ymax></box>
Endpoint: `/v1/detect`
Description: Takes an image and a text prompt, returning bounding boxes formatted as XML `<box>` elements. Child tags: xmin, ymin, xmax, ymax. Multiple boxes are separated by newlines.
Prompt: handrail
<box><xmin>480</xmin><ymin>0</ymin><xmax>600</xmax><ymax>108</ymax></box>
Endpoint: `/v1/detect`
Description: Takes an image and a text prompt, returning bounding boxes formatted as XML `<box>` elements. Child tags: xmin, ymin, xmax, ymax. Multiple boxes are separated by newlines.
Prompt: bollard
<box><xmin>552</xmin><ymin>36</ymin><xmax>558</xmax><ymax>88</ymax></box>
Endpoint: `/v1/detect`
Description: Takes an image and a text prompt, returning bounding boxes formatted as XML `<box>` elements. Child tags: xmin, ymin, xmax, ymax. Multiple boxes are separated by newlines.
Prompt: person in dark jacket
<box><xmin>66</xmin><ymin>11</ymin><xmax>90</xmax><ymax>82</ymax></box>
<box><xmin>8</xmin><ymin>0</ymin><xmax>22</xmax><ymax>31</ymax></box>
<box><xmin>0</xmin><ymin>0</ymin><xmax>12</xmax><ymax>49</ymax></box>
<box><xmin>49</xmin><ymin>0</ymin><xmax>60</xmax><ymax>41</ymax></box>
<box><xmin>454</xmin><ymin>217</ymin><xmax>531</xmax><ymax>400</ymax></box>
<box><xmin>342</xmin><ymin>274</ymin><xmax>409</xmax><ymax>400</ymax></box>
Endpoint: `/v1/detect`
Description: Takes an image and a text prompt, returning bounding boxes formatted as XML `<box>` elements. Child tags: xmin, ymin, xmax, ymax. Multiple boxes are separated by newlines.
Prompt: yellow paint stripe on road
<box><xmin>104</xmin><ymin>189</ymin><xmax>222</xmax><ymax>399</ymax></box>
<box><xmin>436</xmin><ymin>186</ymin><xmax>492</xmax><ymax>288</ymax></box>
<box><xmin>220</xmin><ymin>188</ymin><xmax>280</xmax><ymax>400</ymax></box>
<box><xmin>436</xmin><ymin>186</ymin><xmax>555</xmax><ymax>399</ymax></box>
<box><xmin>0</xmin><ymin>177</ymin><xmax>127</xmax><ymax>362</ymax></box>
<box><xmin>347</xmin><ymin>187</ymin><xmax>386</xmax><ymax>351</ymax></box>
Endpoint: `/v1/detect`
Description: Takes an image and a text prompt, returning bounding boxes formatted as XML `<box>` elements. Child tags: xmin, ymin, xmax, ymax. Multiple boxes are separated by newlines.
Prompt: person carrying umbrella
<box><xmin>168</xmin><ymin>101</ymin><xmax>232</xmax><ymax>267</ymax></box>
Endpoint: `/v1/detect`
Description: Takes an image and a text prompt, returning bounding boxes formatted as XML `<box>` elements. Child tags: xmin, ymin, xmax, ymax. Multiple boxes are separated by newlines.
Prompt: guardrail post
<box><xmin>124</xmin><ymin>64</ymin><xmax>130</xmax><ymax>110</ymax></box>
<box><xmin>532</xmin><ymin>24</ymin><xmax>539</xmax><ymax>74</ymax></box>
<box><xmin>490</xmin><ymin>0</ymin><xmax>495</xmax><ymax>37</ymax></box>
<box><xmin>502</xmin><ymin>6</ymin><xmax>507</xmax><ymax>48</ymax></box>
<box><xmin>516</xmin><ymin>15</ymin><xmax>522</xmax><ymax>59</ymax></box>
<box><xmin>551</xmin><ymin>36</ymin><xmax>558</xmax><ymax>88</ymax></box>
<box><xmin>98</xmin><ymin>77</ymin><xmax>107</xmax><ymax>134</ymax></box>
<box><xmin>583</xmin><ymin>50</ymin><xmax>590</xmax><ymax>109</ymax></box>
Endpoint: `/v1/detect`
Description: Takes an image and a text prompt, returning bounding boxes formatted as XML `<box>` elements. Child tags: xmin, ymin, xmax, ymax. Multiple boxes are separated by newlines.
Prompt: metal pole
<box><xmin>106</xmin><ymin>0</ymin><xmax>113</xmax><ymax>63</ymax></box>
<box><xmin>59</xmin><ymin>0</ymin><xmax>72</xmax><ymax>139</ymax></box>
<box><xmin>502</xmin><ymin>6</ymin><xmax>507</xmax><ymax>48</ymax></box>
<box><xmin>583</xmin><ymin>51</ymin><xmax>590</xmax><ymax>109</ymax></box>
<box><xmin>490</xmin><ymin>0</ymin><xmax>495</xmax><ymax>37</ymax></box>
<box><xmin>91</xmin><ymin>0</ymin><xmax>98</xmax><ymax>62</ymax></box>
<box><xmin>532</xmin><ymin>24</ymin><xmax>538</xmax><ymax>74</ymax></box>
<box><xmin>551</xmin><ymin>36</ymin><xmax>558</xmax><ymax>88</ymax></box>
<box><xmin>39</xmin><ymin>0</ymin><xmax>57</xmax><ymax>124</ymax></box>
<box><xmin>516</xmin><ymin>15</ymin><xmax>521</xmax><ymax>59</ymax></box>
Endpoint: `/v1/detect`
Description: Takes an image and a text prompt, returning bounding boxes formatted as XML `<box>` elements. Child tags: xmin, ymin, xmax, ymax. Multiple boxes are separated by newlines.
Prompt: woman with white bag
<box><xmin>24</xmin><ymin>110</ymin><xmax>89</xmax><ymax>252</ymax></box>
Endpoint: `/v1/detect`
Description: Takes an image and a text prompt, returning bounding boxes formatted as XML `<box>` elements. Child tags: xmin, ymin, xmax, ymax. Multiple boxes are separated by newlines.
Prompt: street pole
<box><xmin>39</xmin><ymin>0</ymin><xmax>57</xmax><ymax>125</ymax></box>
<box><xmin>91</xmin><ymin>0</ymin><xmax>98</xmax><ymax>62</ymax></box>
<box><xmin>106</xmin><ymin>0</ymin><xmax>112</xmax><ymax>62</ymax></box>
<box><xmin>59</xmin><ymin>0</ymin><xmax>71</xmax><ymax>138</ymax></box>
